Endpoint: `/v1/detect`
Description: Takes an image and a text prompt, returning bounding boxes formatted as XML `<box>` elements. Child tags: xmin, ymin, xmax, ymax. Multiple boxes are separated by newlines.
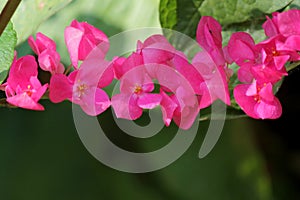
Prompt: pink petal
<box><xmin>64</xmin><ymin>26</ymin><xmax>84</xmax><ymax>68</ymax></box>
<box><xmin>7</xmin><ymin>55</ymin><xmax>38</xmax><ymax>89</ymax></box>
<box><xmin>111</xmin><ymin>93</ymin><xmax>143</xmax><ymax>120</ymax></box>
<box><xmin>222</xmin><ymin>46</ymin><xmax>233</xmax><ymax>64</ymax></box>
<box><xmin>28</xmin><ymin>35</ymin><xmax>39</xmax><ymax>55</ymax></box>
<box><xmin>160</xmin><ymin>91</ymin><xmax>178</xmax><ymax>126</ymax></box>
<box><xmin>97</xmin><ymin>64</ymin><xmax>114</xmax><ymax>88</ymax></box>
<box><xmin>284</xmin><ymin>35</ymin><xmax>300</xmax><ymax>51</ymax></box>
<box><xmin>80</xmin><ymin>20</ymin><xmax>109</xmax><ymax>49</ymax></box>
<box><xmin>33</xmin><ymin>84</ymin><xmax>48</xmax><ymax>102</ymax></box>
<box><xmin>198</xmin><ymin>86</ymin><xmax>213</xmax><ymax>109</ymax></box>
<box><xmin>146</xmin><ymin>64</ymin><xmax>181</xmax><ymax>92</ymax></box>
<box><xmin>237</xmin><ymin>64</ymin><xmax>254</xmax><ymax>83</ymax></box>
<box><xmin>78</xmin><ymin>35</ymin><xmax>97</xmax><ymax>60</ymax></box>
<box><xmin>172</xmin><ymin>87</ymin><xmax>200</xmax><ymax>130</ymax></box>
<box><xmin>258</xmin><ymin>83</ymin><xmax>274</xmax><ymax>102</ymax></box>
<box><xmin>255</xmin><ymin>98</ymin><xmax>282</xmax><ymax>119</ymax></box>
<box><xmin>120</xmin><ymin>66</ymin><xmax>153</xmax><ymax>94</ymax></box>
<box><xmin>29</xmin><ymin>76</ymin><xmax>47</xmax><ymax>101</ymax></box>
<box><xmin>197</xmin><ymin>16</ymin><xmax>222</xmax><ymax>51</ymax></box>
<box><xmin>111</xmin><ymin>56</ymin><xmax>126</xmax><ymax>79</ymax></box>
<box><xmin>137</xmin><ymin>93</ymin><xmax>162</xmax><ymax>109</ymax></box>
<box><xmin>277</xmin><ymin>9</ymin><xmax>300</xmax><ymax>36</ymax></box>
<box><xmin>68</xmin><ymin>70</ymin><xmax>78</xmax><ymax>84</ymax></box>
<box><xmin>77</xmin><ymin>48</ymin><xmax>110</xmax><ymax>87</ymax></box>
<box><xmin>139</xmin><ymin>34</ymin><xmax>175</xmax><ymax>64</ymax></box>
<box><xmin>234</xmin><ymin>84</ymin><xmax>259</xmax><ymax>119</ymax></box>
<box><xmin>207</xmin><ymin>66</ymin><xmax>231</xmax><ymax>105</ymax></box>
<box><xmin>114</xmin><ymin>53</ymin><xmax>143</xmax><ymax>80</ymax></box>
<box><xmin>227</xmin><ymin>32</ymin><xmax>256</xmax><ymax>65</ymax></box>
<box><xmin>38</xmin><ymin>49</ymin><xmax>64</xmax><ymax>74</ymax></box>
<box><xmin>172</xmin><ymin>52</ymin><xmax>204</xmax><ymax>94</ymax></box>
<box><xmin>49</xmin><ymin>74</ymin><xmax>73</xmax><ymax>103</ymax></box>
<box><xmin>273</xmin><ymin>55</ymin><xmax>290</xmax><ymax>70</ymax></box>
<box><xmin>80</xmin><ymin>87</ymin><xmax>111</xmax><ymax>116</ymax></box>
<box><xmin>262</xmin><ymin>16</ymin><xmax>279</xmax><ymax>38</ymax></box>
<box><xmin>28</xmin><ymin>32</ymin><xmax>56</xmax><ymax>55</ymax></box>
<box><xmin>7</xmin><ymin>93</ymin><xmax>44</xmax><ymax>110</ymax></box>
<box><xmin>251</xmin><ymin>65</ymin><xmax>284</xmax><ymax>84</ymax></box>
<box><xmin>245</xmin><ymin>81</ymin><xmax>257</xmax><ymax>96</ymax></box>
<box><xmin>65</xmin><ymin>20</ymin><xmax>109</xmax><ymax>68</ymax></box>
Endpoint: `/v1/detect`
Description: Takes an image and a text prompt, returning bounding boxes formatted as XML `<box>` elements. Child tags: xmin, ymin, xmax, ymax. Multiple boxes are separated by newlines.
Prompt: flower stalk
<box><xmin>0</xmin><ymin>0</ymin><xmax>21</xmax><ymax>36</ymax></box>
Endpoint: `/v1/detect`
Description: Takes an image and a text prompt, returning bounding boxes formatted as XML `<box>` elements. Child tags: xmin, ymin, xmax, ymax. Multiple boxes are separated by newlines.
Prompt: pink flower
<box><xmin>227</xmin><ymin>32</ymin><xmax>293</xmax><ymax>84</ymax></box>
<box><xmin>192</xmin><ymin>50</ymin><xmax>231</xmax><ymax>108</ymax></box>
<box><xmin>28</xmin><ymin>32</ymin><xmax>56</xmax><ymax>55</ymax></box>
<box><xmin>111</xmin><ymin>66</ymin><xmax>162</xmax><ymax>120</ymax></box>
<box><xmin>5</xmin><ymin>55</ymin><xmax>48</xmax><ymax>110</ymax></box>
<box><xmin>38</xmin><ymin>49</ymin><xmax>65</xmax><ymax>74</ymax></box>
<box><xmin>136</xmin><ymin>34</ymin><xmax>176</xmax><ymax>64</ymax></box>
<box><xmin>170</xmin><ymin>86</ymin><xmax>200</xmax><ymax>130</ymax></box>
<box><xmin>112</xmin><ymin>53</ymin><xmax>143</xmax><ymax>80</ymax></box>
<box><xmin>193</xmin><ymin>16</ymin><xmax>232</xmax><ymax>107</ymax></box>
<box><xmin>65</xmin><ymin>20</ymin><xmax>109</xmax><ymax>68</ymax></box>
<box><xmin>49</xmin><ymin>49</ymin><xmax>111</xmax><ymax>116</ymax></box>
<box><xmin>251</xmin><ymin>36</ymin><xmax>291</xmax><ymax>84</ymax></box>
<box><xmin>28</xmin><ymin>32</ymin><xmax>64</xmax><ymax>74</ymax></box>
<box><xmin>234</xmin><ymin>81</ymin><xmax>282</xmax><ymax>119</ymax></box>
<box><xmin>196</xmin><ymin>16</ymin><xmax>225</xmax><ymax>66</ymax></box>
<box><xmin>146</xmin><ymin>64</ymin><xmax>200</xmax><ymax>129</ymax></box>
<box><xmin>262</xmin><ymin>12</ymin><xmax>279</xmax><ymax>38</ymax></box>
<box><xmin>48</xmin><ymin>73</ymin><xmax>73</xmax><ymax>103</ymax></box>
<box><xmin>227</xmin><ymin>32</ymin><xmax>257</xmax><ymax>66</ymax></box>
<box><xmin>159</xmin><ymin>90</ymin><xmax>178</xmax><ymax>126</ymax></box>
<box><xmin>276</xmin><ymin>9</ymin><xmax>300</xmax><ymax>37</ymax></box>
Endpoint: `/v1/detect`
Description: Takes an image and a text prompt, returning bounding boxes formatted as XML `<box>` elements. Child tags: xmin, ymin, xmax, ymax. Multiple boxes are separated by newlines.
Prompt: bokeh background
<box><xmin>1</xmin><ymin>0</ymin><xmax>300</xmax><ymax>199</ymax></box>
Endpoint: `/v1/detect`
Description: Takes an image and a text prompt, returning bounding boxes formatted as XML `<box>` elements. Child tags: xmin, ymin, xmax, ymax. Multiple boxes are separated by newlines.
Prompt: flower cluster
<box><xmin>229</xmin><ymin>10</ymin><xmax>300</xmax><ymax>119</ymax></box>
<box><xmin>1</xmin><ymin>9</ymin><xmax>300</xmax><ymax>129</ymax></box>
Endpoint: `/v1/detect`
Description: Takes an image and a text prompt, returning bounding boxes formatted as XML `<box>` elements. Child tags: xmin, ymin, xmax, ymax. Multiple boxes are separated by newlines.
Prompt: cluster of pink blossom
<box><xmin>1</xmin><ymin>9</ymin><xmax>300</xmax><ymax>129</ymax></box>
<box><xmin>229</xmin><ymin>9</ymin><xmax>300</xmax><ymax>119</ymax></box>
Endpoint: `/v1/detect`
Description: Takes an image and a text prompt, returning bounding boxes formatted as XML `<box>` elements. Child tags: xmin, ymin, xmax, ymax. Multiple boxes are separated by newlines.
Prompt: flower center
<box><xmin>25</xmin><ymin>85</ymin><xmax>33</xmax><ymax>97</ymax></box>
<box><xmin>134</xmin><ymin>84</ymin><xmax>143</xmax><ymax>94</ymax></box>
<box><xmin>253</xmin><ymin>95</ymin><xmax>261</xmax><ymax>103</ymax></box>
<box><xmin>271</xmin><ymin>47</ymin><xmax>280</xmax><ymax>56</ymax></box>
<box><xmin>76</xmin><ymin>82</ymin><xmax>88</xmax><ymax>97</ymax></box>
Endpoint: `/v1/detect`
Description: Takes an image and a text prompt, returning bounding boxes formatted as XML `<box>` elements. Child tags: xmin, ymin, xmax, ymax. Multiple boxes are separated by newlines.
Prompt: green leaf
<box><xmin>199</xmin><ymin>0</ymin><xmax>292</xmax><ymax>26</ymax></box>
<box><xmin>159</xmin><ymin>0</ymin><xmax>203</xmax><ymax>38</ymax></box>
<box><xmin>0</xmin><ymin>21</ymin><xmax>17</xmax><ymax>84</ymax></box>
<box><xmin>159</xmin><ymin>0</ymin><xmax>292</xmax><ymax>42</ymax></box>
<box><xmin>0</xmin><ymin>0</ymin><xmax>72</xmax><ymax>44</ymax></box>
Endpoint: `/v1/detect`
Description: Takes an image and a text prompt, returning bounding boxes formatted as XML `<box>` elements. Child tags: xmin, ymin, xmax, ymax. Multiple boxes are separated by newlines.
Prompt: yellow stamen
<box><xmin>134</xmin><ymin>85</ymin><xmax>143</xmax><ymax>94</ymax></box>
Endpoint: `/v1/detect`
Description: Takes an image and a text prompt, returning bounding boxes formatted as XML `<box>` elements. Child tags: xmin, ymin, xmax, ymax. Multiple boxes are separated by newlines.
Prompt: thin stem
<box><xmin>0</xmin><ymin>0</ymin><xmax>21</xmax><ymax>36</ymax></box>
<box><xmin>199</xmin><ymin>114</ymin><xmax>248</xmax><ymax>121</ymax></box>
<box><xmin>286</xmin><ymin>61</ymin><xmax>300</xmax><ymax>72</ymax></box>
<box><xmin>64</xmin><ymin>64</ymin><xmax>73</xmax><ymax>75</ymax></box>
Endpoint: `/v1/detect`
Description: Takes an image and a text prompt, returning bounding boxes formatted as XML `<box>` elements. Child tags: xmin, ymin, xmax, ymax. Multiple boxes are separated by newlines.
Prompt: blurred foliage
<box><xmin>0</xmin><ymin>101</ymin><xmax>272</xmax><ymax>200</ymax></box>
<box><xmin>159</xmin><ymin>0</ymin><xmax>293</xmax><ymax>43</ymax></box>
<box><xmin>0</xmin><ymin>21</ymin><xmax>16</xmax><ymax>84</ymax></box>
<box><xmin>0</xmin><ymin>0</ymin><xmax>72</xmax><ymax>44</ymax></box>
<box><xmin>34</xmin><ymin>0</ymin><xmax>161</xmax><ymax>65</ymax></box>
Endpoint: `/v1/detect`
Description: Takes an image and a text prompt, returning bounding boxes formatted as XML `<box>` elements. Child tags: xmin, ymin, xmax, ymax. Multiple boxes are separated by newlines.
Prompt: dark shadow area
<box><xmin>252</xmin><ymin>65</ymin><xmax>300</xmax><ymax>199</ymax></box>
